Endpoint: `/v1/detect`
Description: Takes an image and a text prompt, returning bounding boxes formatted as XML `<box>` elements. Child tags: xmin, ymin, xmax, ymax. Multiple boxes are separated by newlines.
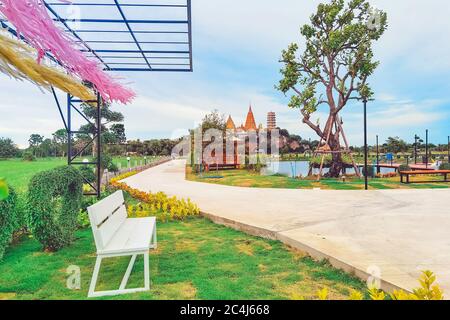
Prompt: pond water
<box><xmin>262</xmin><ymin>161</ymin><xmax>396</xmax><ymax>178</ymax></box>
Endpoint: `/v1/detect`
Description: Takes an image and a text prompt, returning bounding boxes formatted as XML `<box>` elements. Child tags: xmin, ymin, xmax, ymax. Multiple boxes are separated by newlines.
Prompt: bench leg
<box><xmin>150</xmin><ymin>223</ymin><xmax>158</xmax><ymax>249</ymax></box>
<box><xmin>88</xmin><ymin>256</ymin><xmax>102</xmax><ymax>298</ymax></box>
<box><xmin>119</xmin><ymin>254</ymin><xmax>137</xmax><ymax>290</ymax></box>
<box><xmin>144</xmin><ymin>252</ymin><xmax>150</xmax><ymax>290</ymax></box>
<box><xmin>88</xmin><ymin>253</ymin><xmax>150</xmax><ymax>298</ymax></box>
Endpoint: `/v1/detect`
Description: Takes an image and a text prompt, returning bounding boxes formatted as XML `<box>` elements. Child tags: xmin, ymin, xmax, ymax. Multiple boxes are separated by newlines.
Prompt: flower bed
<box><xmin>110</xmin><ymin>172</ymin><xmax>200</xmax><ymax>222</ymax></box>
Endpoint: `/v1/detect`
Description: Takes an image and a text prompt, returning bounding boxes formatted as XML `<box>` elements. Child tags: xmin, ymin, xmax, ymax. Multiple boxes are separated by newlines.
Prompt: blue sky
<box><xmin>1</xmin><ymin>0</ymin><xmax>449</xmax><ymax>148</ymax></box>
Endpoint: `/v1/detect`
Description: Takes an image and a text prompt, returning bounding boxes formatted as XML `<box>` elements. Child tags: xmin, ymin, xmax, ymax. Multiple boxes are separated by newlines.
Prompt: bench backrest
<box><xmin>87</xmin><ymin>190</ymin><xmax>128</xmax><ymax>251</ymax></box>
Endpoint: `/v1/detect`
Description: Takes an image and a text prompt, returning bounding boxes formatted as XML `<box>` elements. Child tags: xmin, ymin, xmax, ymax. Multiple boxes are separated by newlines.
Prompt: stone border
<box><xmin>103</xmin><ymin>157</ymin><xmax>172</xmax><ymax>186</ymax></box>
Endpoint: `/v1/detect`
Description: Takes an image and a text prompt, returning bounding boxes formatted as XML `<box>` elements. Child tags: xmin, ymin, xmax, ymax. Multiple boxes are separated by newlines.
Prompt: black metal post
<box><xmin>376</xmin><ymin>135</ymin><xmax>380</xmax><ymax>174</ymax></box>
<box><xmin>414</xmin><ymin>134</ymin><xmax>418</xmax><ymax>165</ymax></box>
<box><xmin>363</xmin><ymin>98</ymin><xmax>368</xmax><ymax>190</ymax></box>
<box><xmin>448</xmin><ymin>135</ymin><xmax>449</xmax><ymax>163</ymax></box>
<box><xmin>425</xmin><ymin>129</ymin><xmax>429</xmax><ymax>169</ymax></box>
<box><xmin>96</xmin><ymin>92</ymin><xmax>102</xmax><ymax>199</ymax></box>
<box><xmin>67</xmin><ymin>94</ymin><xmax>72</xmax><ymax>165</ymax></box>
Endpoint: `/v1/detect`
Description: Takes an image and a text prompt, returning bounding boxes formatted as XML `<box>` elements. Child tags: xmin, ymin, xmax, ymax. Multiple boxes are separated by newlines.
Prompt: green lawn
<box><xmin>0</xmin><ymin>217</ymin><xmax>366</xmax><ymax>300</ymax></box>
<box><xmin>0</xmin><ymin>158</ymin><xmax>65</xmax><ymax>193</ymax></box>
<box><xmin>187</xmin><ymin>169</ymin><xmax>450</xmax><ymax>190</ymax></box>
<box><xmin>0</xmin><ymin>156</ymin><xmax>163</xmax><ymax>193</ymax></box>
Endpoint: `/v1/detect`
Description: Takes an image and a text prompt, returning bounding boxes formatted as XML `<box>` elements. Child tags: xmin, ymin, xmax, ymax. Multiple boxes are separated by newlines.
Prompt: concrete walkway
<box><xmin>124</xmin><ymin>159</ymin><xmax>450</xmax><ymax>295</ymax></box>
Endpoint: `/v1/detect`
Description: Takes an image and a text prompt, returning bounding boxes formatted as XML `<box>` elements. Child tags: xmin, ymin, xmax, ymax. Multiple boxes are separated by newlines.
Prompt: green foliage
<box><xmin>310</xmin><ymin>154</ymin><xmax>353</xmax><ymax>167</ymax></box>
<box><xmin>277</xmin><ymin>0</ymin><xmax>388</xmax><ymax>164</ymax></box>
<box><xmin>27</xmin><ymin>166</ymin><xmax>83</xmax><ymax>251</ymax></box>
<box><xmin>384</xmin><ymin>137</ymin><xmax>409</xmax><ymax>153</ymax></box>
<box><xmin>439</xmin><ymin>163</ymin><xmax>450</xmax><ymax>170</ymax></box>
<box><xmin>22</xmin><ymin>151</ymin><xmax>36</xmax><ymax>162</ymax></box>
<box><xmin>0</xmin><ymin>184</ymin><xmax>18</xmax><ymax>260</ymax></box>
<box><xmin>95</xmin><ymin>153</ymin><xmax>119</xmax><ymax>173</ymax></box>
<box><xmin>78</xmin><ymin>166</ymin><xmax>96</xmax><ymax>184</ymax></box>
<box><xmin>0</xmin><ymin>137</ymin><xmax>19</xmax><ymax>159</ymax></box>
<box><xmin>197</xmin><ymin>109</ymin><xmax>226</xmax><ymax>132</ymax></box>
<box><xmin>77</xmin><ymin>210</ymin><xmax>90</xmax><ymax>229</ymax></box>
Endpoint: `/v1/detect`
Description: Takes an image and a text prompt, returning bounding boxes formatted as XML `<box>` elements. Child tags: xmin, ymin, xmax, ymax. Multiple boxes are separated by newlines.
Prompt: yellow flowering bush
<box><xmin>110</xmin><ymin>171</ymin><xmax>200</xmax><ymax>222</ymax></box>
<box><xmin>311</xmin><ymin>270</ymin><xmax>444</xmax><ymax>301</ymax></box>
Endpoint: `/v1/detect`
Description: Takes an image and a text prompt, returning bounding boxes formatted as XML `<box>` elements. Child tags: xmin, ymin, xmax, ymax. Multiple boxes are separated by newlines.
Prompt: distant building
<box><xmin>226</xmin><ymin>105</ymin><xmax>258</xmax><ymax>132</ymax></box>
<box><xmin>226</xmin><ymin>115</ymin><xmax>236</xmax><ymax>130</ymax></box>
<box><xmin>267</xmin><ymin>111</ymin><xmax>276</xmax><ymax>130</ymax></box>
<box><xmin>243</xmin><ymin>105</ymin><xmax>257</xmax><ymax>131</ymax></box>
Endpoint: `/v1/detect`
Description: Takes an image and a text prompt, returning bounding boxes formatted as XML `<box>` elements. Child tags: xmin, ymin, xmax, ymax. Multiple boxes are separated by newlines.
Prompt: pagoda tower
<box><xmin>226</xmin><ymin>115</ymin><xmax>236</xmax><ymax>130</ymax></box>
<box><xmin>244</xmin><ymin>105</ymin><xmax>257</xmax><ymax>131</ymax></box>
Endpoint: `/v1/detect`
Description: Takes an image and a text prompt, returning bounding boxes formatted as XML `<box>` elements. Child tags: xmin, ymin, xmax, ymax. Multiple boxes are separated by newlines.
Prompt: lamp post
<box><xmin>448</xmin><ymin>135</ymin><xmax>449</xmax><ymax>164</ymax></box>
<box><xmin>414</xmin><ymin>134</ymin><xmax>419</xmax><ymax>164</ymax></box>
<box><xmin>376</xmin><ymin>135</ymin><xmax>380</xmax><ymax>174</ymax></box>
<box><xmin>363</xmin><ymin>98</ymin><xmax>368</xmax><ymax>190</ymax></box>
<box><xmin>425</xmin><ymin>129</ymin><xmax>429</xmax><ymax>169</ymax></box>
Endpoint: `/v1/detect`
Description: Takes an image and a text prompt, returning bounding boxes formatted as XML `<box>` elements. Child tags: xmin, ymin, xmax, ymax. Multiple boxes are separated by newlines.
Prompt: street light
<box><xmin>363</xmin><ymin>98</ymin><xmax>369</xmax><ymax>190</ymax></box>
<box><xmin>414</xmin><ymin>134</ymin><xmax>419</xmax><ymax>164</ymax></box>
<box><xmin>376</xmin><ymin>135</ymin><xmax>380</xmax><ymax>174</ymax></box>
<box><xmin>448</xmin><ymin>135</ymin><xmax>449</xmax><ymax>164</ymax></box>
<box><xmin>425</xmin><ymin>129</ymin><xmax>429</xmax><ymax>169</ymax></box>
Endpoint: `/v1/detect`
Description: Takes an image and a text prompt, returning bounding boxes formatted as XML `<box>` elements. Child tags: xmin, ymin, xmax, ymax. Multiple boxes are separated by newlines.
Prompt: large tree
<box><xmin>78</xmin><ymin>103</ymin><xmax>124</xmax><ymax>157</ymax></box>
<box><xmin>277</xmin><ymin>0</ymin><xmax>387</xmax><ymax>176</ymax></box>
<box><xmin>0</xmin><ymin>137</ymin><xmax>19</xmax><ymax>159</ymax></box>
<box><xmin>28</xmin><ymin>134</ymin><xmax>44</xmax><ymax>157</ymax></box>
<box><xmin>52</xmin><ymin>129</ymin><xmax>68</xmax><ymax>157</ymax></box>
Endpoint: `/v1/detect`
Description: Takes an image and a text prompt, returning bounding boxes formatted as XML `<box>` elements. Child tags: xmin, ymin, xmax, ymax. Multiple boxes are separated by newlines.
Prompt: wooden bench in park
<box><xmin>400</xmin><ymin>170</ymin><xmax>450</xmax><ymax>184</ymax></box>
<box><xmin>87</xmin><ymin>190</ymin><xmax>157</xmax><ymax>298</ymax></box>
<box><xmin>203</xmin><ymin>163</ymin><xmax>238</xmax><ymax>172</ymax></box>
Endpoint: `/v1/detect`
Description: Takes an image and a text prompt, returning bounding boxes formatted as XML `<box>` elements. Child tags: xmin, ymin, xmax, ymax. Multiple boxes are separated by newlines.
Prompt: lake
<box><xmin>262</xmin><ymin>161</ymin><xmax>396</xmax><ymax>178</ymax></box>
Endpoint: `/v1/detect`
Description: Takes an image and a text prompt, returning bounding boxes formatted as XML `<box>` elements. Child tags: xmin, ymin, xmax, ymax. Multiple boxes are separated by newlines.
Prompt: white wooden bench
<box><xmin>87</xmin><ymin>190</ymin><xmax>157</xmax><ymax>298</ymax></box>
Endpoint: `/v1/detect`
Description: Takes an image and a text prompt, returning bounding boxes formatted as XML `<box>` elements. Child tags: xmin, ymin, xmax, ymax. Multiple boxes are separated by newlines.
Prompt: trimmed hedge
<box><xmin>27</xmin><ymin>166</ymin><xmax>83</xmax><ymax>251</ymax></box>
<box><xmin>439</xmin><ymin>163</ymin><xmax>450</xmax><ymax>170</ymax></box>
<box><xmin>0</xmin><ymin>184</ymin><xmax>18</xmax><ymax>260</ymax></box>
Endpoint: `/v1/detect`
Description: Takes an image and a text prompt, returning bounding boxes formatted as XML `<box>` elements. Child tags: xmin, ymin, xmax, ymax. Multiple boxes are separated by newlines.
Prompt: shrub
<box><xmin>78</xmin><ymin>166</ymin><xmax>96</xmax><ymax>184</ymax></box>
<box><xmin>398</xmin><ymin>164</ymin><xmax>411</xmax><ymax>172</ymax></box>
<box><xmin>439</xmin><ymin>163</ymin><xmax>450</xmax><ymax>170</ymax></box>
<box><xmin>128</xmin><ymin>194</ymin><xmax>200</xmax><ymax>222</ymax></box>
<box><xmin>110</xmin><ymin>172</ymin><xmax>200</xmax><ymax>221</ymax></box>
<box><xmin>0</xmin><ymin>184</ymin><xmax>18</xmax><ymax>260</ymax></box>
<box><xmin>27</xmin><ymin>166</ymin><xmax>83</xmax><ymax>251</ymax></box>
<box><xmin>22</xmin><ymin>151</ymin><xmax>35</xmax><ymax>162</ymax></box>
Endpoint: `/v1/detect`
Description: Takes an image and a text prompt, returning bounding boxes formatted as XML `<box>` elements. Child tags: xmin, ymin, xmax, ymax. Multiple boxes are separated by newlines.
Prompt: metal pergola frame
<box><xmin>2</xmin><ymin>0</ymin><xmax>193</xmax><ymax>197</ymax></box>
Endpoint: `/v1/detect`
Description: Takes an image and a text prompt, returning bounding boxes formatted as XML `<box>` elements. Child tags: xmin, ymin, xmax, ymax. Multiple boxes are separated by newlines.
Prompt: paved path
<box><xmin>124</xmin><ymin>160</ymin><xmax>450</xmax><ymax>295</ymax></box>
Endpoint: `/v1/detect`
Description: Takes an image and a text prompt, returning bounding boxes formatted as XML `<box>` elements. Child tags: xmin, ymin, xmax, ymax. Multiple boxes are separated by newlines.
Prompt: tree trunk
<box><xmin>325</xmin><ymin>130</ymin><xmax>344</xmax><ymax>178</ymax></box>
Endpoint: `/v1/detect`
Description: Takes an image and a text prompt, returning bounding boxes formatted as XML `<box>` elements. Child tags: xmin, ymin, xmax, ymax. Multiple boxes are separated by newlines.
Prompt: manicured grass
<box><xmin>0</xmin><ymin>156</ymin><xmax>163</xmax><ymax>193</ymax></box>
<box><xmin>0</xmin><ymin>158</ymin><xmax>65</xmax><ymax>193</ymax></box>
<box><xmin>187</xmin><ymin>169</ymin><xmax>450</xmax><ymax>190</ymax></box>
<box><xmin>0</xmin><ymin>218</ymin><xmax>366</xmax><ymax>300</ymax></box>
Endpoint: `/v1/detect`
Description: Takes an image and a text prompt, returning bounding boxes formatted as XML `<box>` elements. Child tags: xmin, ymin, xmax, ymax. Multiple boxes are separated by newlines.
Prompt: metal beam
<box><xmin>113</xmin><ymin>0</ymin><xmax>153</xmax><ymax>71</ymax></box>
<box><xmin>54</xmin><ymin>19</ymin><xmax>188</xmax><ymax>24</ymax></box>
